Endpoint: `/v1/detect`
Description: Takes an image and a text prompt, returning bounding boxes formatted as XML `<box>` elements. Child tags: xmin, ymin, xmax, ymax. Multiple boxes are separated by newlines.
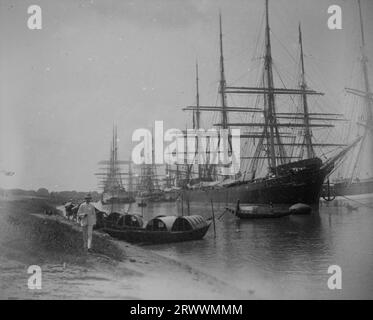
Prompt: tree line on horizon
<box><xmin>0</xmin><ymin>188</ymin><xmax>100</xmax><ymax>203</ymax></box>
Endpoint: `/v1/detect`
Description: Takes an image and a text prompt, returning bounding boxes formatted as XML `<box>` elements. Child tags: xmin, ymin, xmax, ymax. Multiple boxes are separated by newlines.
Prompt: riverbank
<box><xmin>0</xmin><ymin>199</ymin><xmax>256</xmax><ymax>299</ymax></box>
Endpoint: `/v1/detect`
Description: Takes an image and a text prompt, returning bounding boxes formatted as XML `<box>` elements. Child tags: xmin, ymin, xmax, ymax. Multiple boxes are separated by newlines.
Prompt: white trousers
<box><xmin>82</xmin><ymin>224</ymin><xmax>93</xmax><ymax>250</ymax></box>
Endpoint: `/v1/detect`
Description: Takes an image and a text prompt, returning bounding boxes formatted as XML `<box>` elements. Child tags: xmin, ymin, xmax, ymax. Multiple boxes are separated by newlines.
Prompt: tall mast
<box><xmin>128</xmin><ymin>156</ymin><xmax>133</xmax><ymax>194</ymax></box>
<box><xmin>112</xmin><ymin>126</ymin><xmax>115</xmax><ymax>184</ymax></box>
<box><xmin>299</xmin><ymin>23</ymin><xmax>315</xmax><ymax>159</ymax></box>
<box><xmin>358</xmin><ymin>0</ymin><xmax>372</xmax><ymax>123</ymax></box>
<box><xmin>115</xmin><ymin>125</ymin><xmax>118</xmax><ymax>163</ymax></box>
<box><xmin>219</xmin><ymin>13</ymin><xmax>229</xmax><ymax>129</ymax></box>
<box><xmin>195</xmin><ymin>61</ymin><xmax>202</xmax><ymax>180</ymax></box>
<box><xmin>195</xmin><ymin>61</ymin><xmax>201</xmax><ymax>130</ymax></box>
<box><xmin>348</xmin><ymin>0</ymin><xmax>373</xmax><ymax>181</ymax></box>
<box><xmin>181</xmin><ymin>0</ymin><xmax>340</xmax><ymax>181</ymax></box>
<box><xmin>264</xmin><ymin>0</ymin><xmax>286</xmax><ymax>170</ymax></box>
<box><xmin>115</xmin><ymin>126</ymin><xmax>119</xmax><ymax>186</ymax></box>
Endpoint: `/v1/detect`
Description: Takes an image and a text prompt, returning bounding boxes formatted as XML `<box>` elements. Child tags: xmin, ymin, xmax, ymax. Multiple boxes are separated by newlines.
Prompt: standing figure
<box><xmin>65</xmin><ymin>199</ymin><xmax>74</xmax><ymax>220</ymax></box>
<box><xmin>77</xmin><ymin>193</ymin><xmax>96</xmax><ymax>252</ymax></box>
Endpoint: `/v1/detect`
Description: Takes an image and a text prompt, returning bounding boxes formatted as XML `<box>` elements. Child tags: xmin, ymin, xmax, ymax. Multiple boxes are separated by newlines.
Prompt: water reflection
<box><xmin>97</xmin><ymin>199</ymin><xmax>373</xmax><ymax>299</ymax></box>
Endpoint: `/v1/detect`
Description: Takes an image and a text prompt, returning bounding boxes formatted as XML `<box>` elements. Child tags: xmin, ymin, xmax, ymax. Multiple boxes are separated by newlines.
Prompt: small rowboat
<box><xmin>226</xmin><ymin>200</ymin><xmax>291</xmax><ymax>219</ymax></box>
<box><xmin>101</xmin><ymin>215</ymin><xmax>211</xmax><ymax>244</ymax></box>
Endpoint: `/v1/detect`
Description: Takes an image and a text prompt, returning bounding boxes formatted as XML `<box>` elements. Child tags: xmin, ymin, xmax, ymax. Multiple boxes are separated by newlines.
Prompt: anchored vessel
<box><xmin>100</xmin><ymin>215</ymin><xmax>211</xmax><ymax>244</ymax></box>
<box><xmin>136</xmin><ymin>162</ymin><xmax>165</xmax><ymax>203</ymax></box>
<box><xmin>96</xmin><ymin>126</ymin><xmax>135</xmax><ymax>205</ymax></box>
<box><xmin>136</xmin><ymin>140</ymin><xmax>180</xmax><ymax>204</ymax></box>
<box><xmin>329</xmin><ymin>0</ymin><xmax>373</xmax><ymax>198</ymax></box>
<box><xmin>177</xmin><ymin>0</ymin><xmax>358</xmax><ymax>208</ymax></box>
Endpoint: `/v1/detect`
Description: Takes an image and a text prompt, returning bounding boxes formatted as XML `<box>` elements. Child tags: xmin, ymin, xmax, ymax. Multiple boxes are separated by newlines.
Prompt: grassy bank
<box><xmin>0</xmin><ymin>198</ymin><xmax>256</xmax><ymax>299</ymax></box>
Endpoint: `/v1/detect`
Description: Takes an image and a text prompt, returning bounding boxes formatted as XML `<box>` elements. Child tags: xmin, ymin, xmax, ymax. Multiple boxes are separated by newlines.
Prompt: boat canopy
<box><xmin>171</xmin><ymin>215</ymin><xmax>208</xmax><ymax>232</ymax></box>
<box><xmin>146</xmin><ymin>216</ymin><xmax>177</xmax><ymax>231</ymax></box>
<box><xmin>118</xmin><ymin>214</ymin><xmax>144</xmax><ymax>228</ymax></box>
<box><xmin>105</xmin><ymin>211</ymin><xmax>122</xmax><ymax>224</ymax></box>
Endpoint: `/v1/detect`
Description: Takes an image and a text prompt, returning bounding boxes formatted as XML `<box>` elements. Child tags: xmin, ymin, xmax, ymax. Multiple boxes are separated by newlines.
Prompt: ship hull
<box><xmin>102</xmin><ymin>192</ymin><xmax>135</xmax><ymax>204</ymax></box>
<box><xmin>331</xmin><ymin>179</ymin><xmax>373</xmax><ymax>197</ymax></box>
<box><xmin>183</xmin><ymin>165</ymin><xmax>331</xmax><ymax>208</ymax></box>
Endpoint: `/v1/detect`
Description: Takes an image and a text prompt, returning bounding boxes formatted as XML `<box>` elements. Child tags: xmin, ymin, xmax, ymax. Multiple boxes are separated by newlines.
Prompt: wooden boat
<box><xmin>176</xmin><ymin>1</ymin><xmax>358</xmax><ymax>210</ymax></box>
<box><xmin>96</xmin><ymin>211</ymin><xmax>143</xmax><ymax>229</ymax></box>
<box><xmin>325</xmin><ymin>1</ymin><xmax>373</xmax><ymax>199</ymax></box>
<box><xmin>101</xmin><ymin>215</ymin><xmax>211</xmax><ymax>244</ymax></box>
<box><xmin>226</xmin><ymin>200</ymin><xmax>291</xmax><ymax>219</ymax></box>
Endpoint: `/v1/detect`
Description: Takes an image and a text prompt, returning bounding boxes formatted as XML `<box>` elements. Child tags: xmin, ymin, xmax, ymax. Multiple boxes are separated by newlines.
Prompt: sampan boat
<box><xmin>101</xmin><ymin>215</ymin><xmax>211</xmax><ymax>244</ymax></box>
<box><xmin>226</xmin><ymin>201</ymin><xmax>291</xmax><ymax>219</ymax></box>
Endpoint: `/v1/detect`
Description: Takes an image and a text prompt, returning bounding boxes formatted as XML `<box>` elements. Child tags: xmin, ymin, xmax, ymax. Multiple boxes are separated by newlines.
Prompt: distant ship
<box><xmin>162</xmin><ymin>164</ymin><xmax>181</xmax><ymax>202</ymax></box>
<box><xmin>96</xmin><ymin>126</ymin><xmax>135</xmax><ymax>205</ymax></box>
<box><xmin>135</xmin><ymin>140</ymin><xmax>180</xmax><ymax>204</ymax></box>
<box><xmin>176</xmin><ymin>0</ymin><xmax>358</xmax><ymax>208</ymax></box>
<box><xmin>135</xmin><ymin>161</ymin><xmax>164</xmax><ymax>203</ymax></box>
<box><xmin>327</xmin><ymin>0</ymin><xmax>373</xmax><ymax>198</ymax></box>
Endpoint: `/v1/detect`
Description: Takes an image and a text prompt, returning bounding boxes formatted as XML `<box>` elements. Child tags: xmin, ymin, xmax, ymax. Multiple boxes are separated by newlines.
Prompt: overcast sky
<box><xmin>0</xmin><ymin>0</ymin><xmax>372</xmax><ymax>191</ymax></box>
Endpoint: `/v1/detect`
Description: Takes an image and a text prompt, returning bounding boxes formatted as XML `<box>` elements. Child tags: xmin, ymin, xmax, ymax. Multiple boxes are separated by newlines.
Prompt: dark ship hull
<box><xmin>102</xmin><ymin>197</ymin><xmax>136</xmax><ymax>205</ymax></box>
<box><xmin>329</xmin><ymin>179</ymin><xmax>373</xmax><ymax>197</ymax></box>
<box><xmin>102</xmin><ymin>191</ymin><xmax>135</xmax><ymax>204</ymax></box>
<box><xmin>102</xmin><ymin>224</ymin><xmax>211</xmax><ymax>244</ymax></box>
<box><xmin>184</xmin><ymin>158</ymin><xmax>333</xmax><ymax>208</ymax></box>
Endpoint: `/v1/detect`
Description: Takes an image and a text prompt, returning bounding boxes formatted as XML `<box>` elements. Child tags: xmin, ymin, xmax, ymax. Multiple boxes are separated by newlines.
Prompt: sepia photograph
<box><xmin>0</xmin><ymin>0</ymin><xmax>372</xmax><ymax>304</ymax></box>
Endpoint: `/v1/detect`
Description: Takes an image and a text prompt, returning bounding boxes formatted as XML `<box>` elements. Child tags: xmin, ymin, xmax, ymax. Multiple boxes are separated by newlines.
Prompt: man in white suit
<box><xmin>77</xmin><ymin>193</ymin><xmax>96</xmax><ymax>252</ymax></box>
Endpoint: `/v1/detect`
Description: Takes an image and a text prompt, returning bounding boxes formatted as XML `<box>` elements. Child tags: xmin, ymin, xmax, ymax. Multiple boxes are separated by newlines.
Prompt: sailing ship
<box><xmin>136</xmin><ymin>162</ymin><xmax>165</xmax><ymax>203</ymax></box>
<box><xmin>177</xmin><ymin>0</ymin><xmax>359</xmax><ymax>208</ymax></box>
<box><xmin>136</xmin><ymin>136</ymin><xmax>181</xmax><ymax>203</ymax></box>
<box><xmin>96</xmin><ymin>126</ymin><xmax>136</xmax><ymax>204</ymax></box>
<box><xmin>328</xmin><ymin>0</ymin><xmax>373</xmax><ymax>198</ymax></box>
<box><xmin>162</xmin><ymin>164</ymin><xmax>181</xmax><ymax>201</ymax></box>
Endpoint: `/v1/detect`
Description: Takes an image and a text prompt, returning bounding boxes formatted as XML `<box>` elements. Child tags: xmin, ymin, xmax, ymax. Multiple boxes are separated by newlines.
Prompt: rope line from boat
<box><xmin>218</xmin><ymin>208</ymin><xmax>229</xmax><ymax>220</ymax></box>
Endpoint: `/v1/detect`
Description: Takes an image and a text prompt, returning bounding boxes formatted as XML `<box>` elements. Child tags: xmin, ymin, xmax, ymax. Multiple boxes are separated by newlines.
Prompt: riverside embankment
<box><xmin>0</xmin><ymin>199</ymin><xmax>255</xmax><ymax>299</ymax></box>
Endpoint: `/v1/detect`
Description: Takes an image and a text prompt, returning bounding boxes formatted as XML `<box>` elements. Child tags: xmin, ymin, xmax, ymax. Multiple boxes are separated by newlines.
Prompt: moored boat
<box><xmin>327</xmin><ymin>0</ymin><xmax>373</xmax><ymax>199</ymax></box>
<box><xmin>226</xmin><ymin>201</ymin><xmax>291</xmax><ymax>219</ymax></box>
<box><xmin>176</xmin><ymin>0</ymin><xmax>358</xmax><ymax>209</ymax></box>
<box><xmin>96</xmin><ymin>126</ymin><xmax>136</xmax><ymax>206</ymax></box>
<box><xmin>328</xmin><ymin>178</ymin><xmax>373</xmax><ymax>198</ymax></box>
<box><xmin>101</xmin><ymin>215</ymin><xmax>211</xmax><ymax>244</ymax></box>
<box><xmin>97</xmin><ymin>211</ymin><xmax>144</xmax><ymax>229</ymax></box>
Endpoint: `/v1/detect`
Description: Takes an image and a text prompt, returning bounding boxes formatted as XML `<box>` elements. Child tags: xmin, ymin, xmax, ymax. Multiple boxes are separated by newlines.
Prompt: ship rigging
<box><xmin>177</xmin><ymin>0</ymin><xmax>359</xmax><ymax>207</ymax></box>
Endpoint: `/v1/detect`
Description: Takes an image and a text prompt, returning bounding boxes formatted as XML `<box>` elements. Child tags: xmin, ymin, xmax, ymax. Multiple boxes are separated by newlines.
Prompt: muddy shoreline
<box><xmin>0</xmin><ymin>199</ymin><xmax>256</xmax><ymax>299</ymax></box>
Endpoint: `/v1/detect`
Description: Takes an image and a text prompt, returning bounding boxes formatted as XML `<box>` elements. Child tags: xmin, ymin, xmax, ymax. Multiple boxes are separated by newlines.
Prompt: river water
<box><xmin>1</xmin><ymin>197</ymin><xmax>372</xmax><ymax>299</ymax></box>
<box><xmin>100</xmin><ymin>196</ymin><xmax>373</xmax><ymax>299</ymax></box>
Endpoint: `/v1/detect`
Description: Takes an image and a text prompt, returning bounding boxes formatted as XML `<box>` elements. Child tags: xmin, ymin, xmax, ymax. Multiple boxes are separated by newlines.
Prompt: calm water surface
<box><xmin>104</xmin><ymin>198</ymin><xmax>373</xmax><ymax>299</ymax></box>
<box><xmin>2</xmin><ymin>198</ymin><xmax>372</xmax><ymax>299</ymax></box>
